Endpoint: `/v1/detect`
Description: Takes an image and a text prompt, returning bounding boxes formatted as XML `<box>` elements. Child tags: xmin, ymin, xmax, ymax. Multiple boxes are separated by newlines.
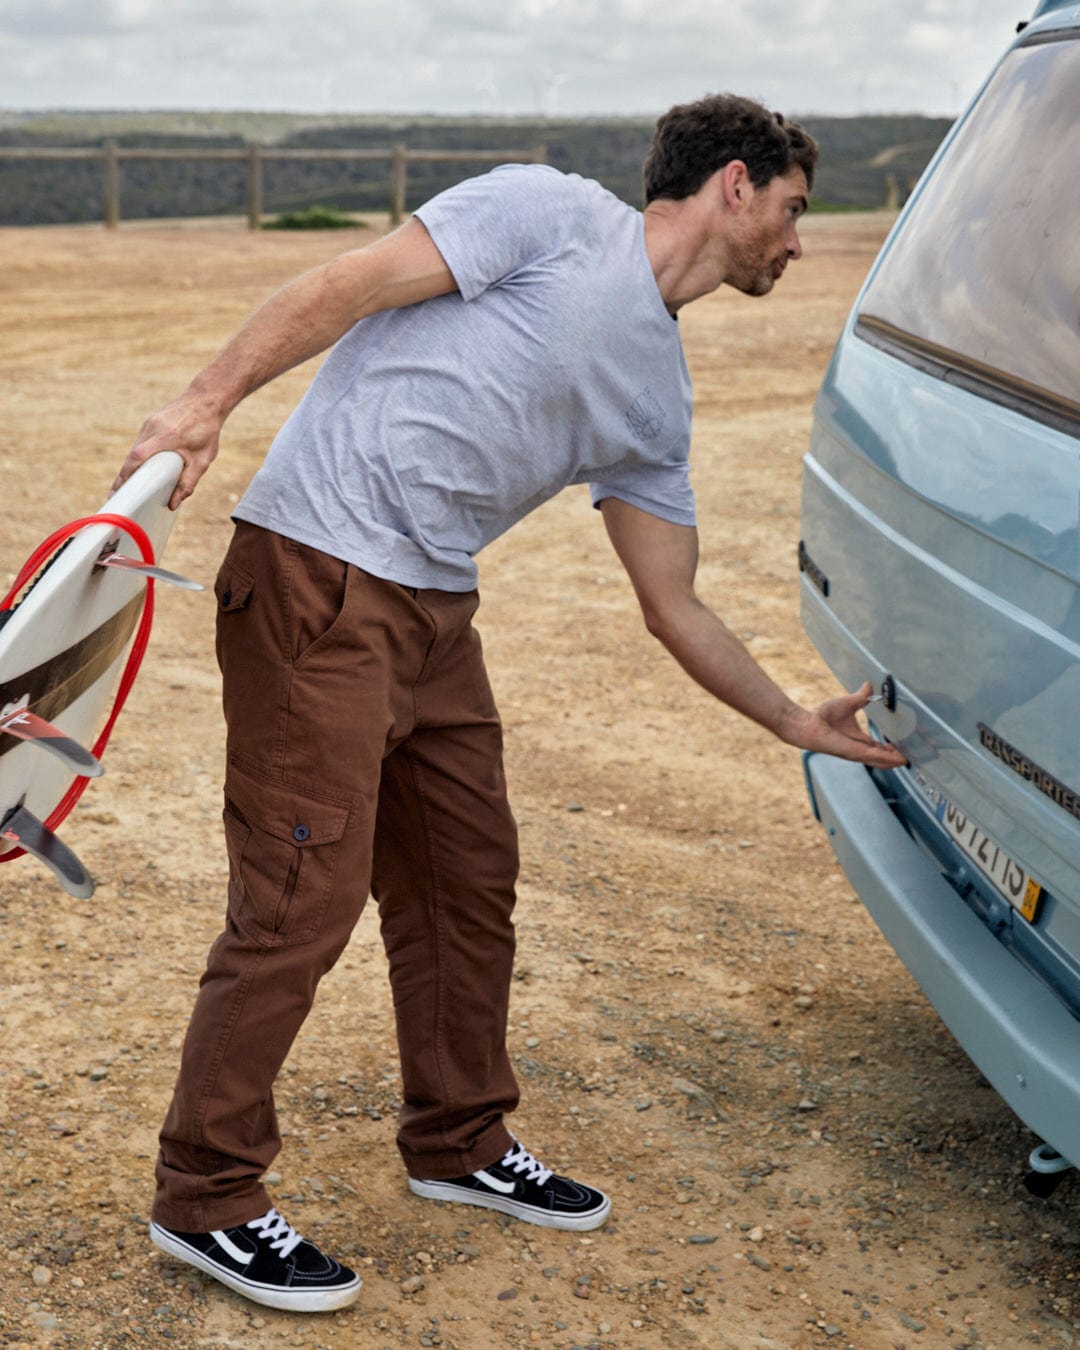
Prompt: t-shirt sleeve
<box><xmin>588</xmin><ymin>460</ymin><xmax>697</xmax><ymax>528</ymax></box>
<box><xmin>414</xmin><ymin>165</ymin><xmax>567</xmax><ymax>302</ymax></box>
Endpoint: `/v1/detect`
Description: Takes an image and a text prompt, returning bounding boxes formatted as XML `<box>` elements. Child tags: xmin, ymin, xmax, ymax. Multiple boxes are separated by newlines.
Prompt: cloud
<box><xmin>0</xmin><ymin>0</ymin><xmax>1036</xmax><ymax>115</ymax></box>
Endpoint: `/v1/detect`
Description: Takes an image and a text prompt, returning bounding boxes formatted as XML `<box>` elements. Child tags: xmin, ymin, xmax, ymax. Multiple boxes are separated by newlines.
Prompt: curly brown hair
<box><xmin>643</xmin><ymin>93</ymin><xmax>818</xmax><ymax>204</ymax></box>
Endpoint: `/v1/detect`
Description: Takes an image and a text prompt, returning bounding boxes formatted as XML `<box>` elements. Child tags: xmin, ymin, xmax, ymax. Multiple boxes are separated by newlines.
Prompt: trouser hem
<box><xmin>398</xmin><ymin>1118</ymin><xmax>515</xmax><ymax>1181</ymax></box>
<box><xmin>149</xmin><ymin>1183</ymin><xmax>273</xmax><ymax>1234</ymax></box>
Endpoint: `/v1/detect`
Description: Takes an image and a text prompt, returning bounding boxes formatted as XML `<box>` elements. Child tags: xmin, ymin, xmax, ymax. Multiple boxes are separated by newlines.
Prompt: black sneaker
<box><xmin>149</xmin><ymin>1207</ymin><xmax>361</xmax><ymax>1312</ymax></box>
<box><xmin>408</xmin><ymin>1138</ymin><xmax>611</xmax><ymax>1231</ymax></box>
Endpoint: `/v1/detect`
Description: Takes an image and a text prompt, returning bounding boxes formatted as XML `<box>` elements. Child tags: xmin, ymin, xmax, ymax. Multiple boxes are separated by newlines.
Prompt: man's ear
<box><xmin>720</xmin><ymin>160</ymin><xmax>752</xmax><ymax>212</ymax></box>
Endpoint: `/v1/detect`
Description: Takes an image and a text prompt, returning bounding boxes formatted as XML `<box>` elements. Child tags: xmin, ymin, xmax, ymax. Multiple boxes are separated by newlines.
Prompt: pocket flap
<box><xmin>215</xmin><ymin>562</ymin><xmax>255</xmax><ymax>613</ymax></box>
<box><xmin>225</xmin><ymin>755</ymin><xmax>350</xmax><ymax>847</ymax></box>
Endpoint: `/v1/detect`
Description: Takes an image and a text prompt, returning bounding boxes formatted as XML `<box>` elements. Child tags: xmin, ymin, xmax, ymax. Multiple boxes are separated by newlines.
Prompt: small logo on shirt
<box><xmin>624</xmin><ymin>387</ymin><xmax>666</xmax><ymax>443</ymax></box>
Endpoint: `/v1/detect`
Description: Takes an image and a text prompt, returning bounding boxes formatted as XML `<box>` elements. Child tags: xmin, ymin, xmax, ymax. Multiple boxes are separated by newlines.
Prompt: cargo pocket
<box><xmin>223</xmin><ymin>755</ymin><xmax>351</xmax><ymax>948</ymax></box>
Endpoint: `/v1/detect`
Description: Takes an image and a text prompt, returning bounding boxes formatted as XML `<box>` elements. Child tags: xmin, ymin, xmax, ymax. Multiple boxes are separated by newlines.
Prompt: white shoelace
<box><xmin>499</xmin><ymin>1139</ymin><xmax>552</xmax><ymax>1187</ymax></box>
<box><xmin>245</xmin><ymin>1207</ymin><xmax>303</xmax><ymax>1259</ymax></box>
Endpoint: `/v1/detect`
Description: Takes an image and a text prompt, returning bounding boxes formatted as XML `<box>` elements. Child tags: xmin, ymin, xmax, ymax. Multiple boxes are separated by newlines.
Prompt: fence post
<box><xmin>390</xmin><ymin>143</ymin><xmax>407</xmax><ymax>226</ymax></box>
<box><xmin>533</xmin><ymin>143</ymin><xmax>548</xmax><ymax>164</ymax></box>
<box><xmin>103</xmin><ymin>140</ymin><xmax>120</xmax><ymax>229</ymax></box>
<box><xmin>247</xmin><ymin>143</ymin><xmax>263</xmax><ymax>230</ymax></box>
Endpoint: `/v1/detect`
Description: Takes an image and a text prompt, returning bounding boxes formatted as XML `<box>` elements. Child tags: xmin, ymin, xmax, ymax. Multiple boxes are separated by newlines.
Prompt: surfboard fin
<box><xmin>97</xmin><ymin>552</ymin><xmax>205</xmax><ymax>591</ymax></box>
<box><xmin>0</xmin><ymin>705</ymin><xmax>104</xmax><ymax>778</ymax></box>
<box><xmin>1</xmin><ymin>804</ymin><xmax>95</xmax><ymax>898</ymax></box>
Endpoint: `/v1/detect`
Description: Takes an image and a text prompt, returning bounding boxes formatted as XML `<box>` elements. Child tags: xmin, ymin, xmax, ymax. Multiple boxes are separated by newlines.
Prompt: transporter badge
<box><xmin>977</xmin><ymin>723</ymin><xmax>1080</xmax><ymax>823</ymax></box>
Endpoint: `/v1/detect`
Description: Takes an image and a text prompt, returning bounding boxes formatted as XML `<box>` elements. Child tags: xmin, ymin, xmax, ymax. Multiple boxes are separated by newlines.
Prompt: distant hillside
<box><xmin>0</xmin><ymin>110</ymin><xmax>954</xmax><ymax>226</ymax></box>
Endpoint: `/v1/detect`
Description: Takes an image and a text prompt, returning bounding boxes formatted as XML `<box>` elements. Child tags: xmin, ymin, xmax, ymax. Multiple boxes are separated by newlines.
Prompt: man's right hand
<box><xmin>113</xmin><ymin>388</ymin><xmax>224</xmax><ymax>511</ymax></box>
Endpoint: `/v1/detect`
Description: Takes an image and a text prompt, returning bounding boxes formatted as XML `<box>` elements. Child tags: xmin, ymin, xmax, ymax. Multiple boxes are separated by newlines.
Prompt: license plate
<box><xmin>912</xmin><ymin>772</ymin><xmax>1043</xmax><ymax>922</ymax></box>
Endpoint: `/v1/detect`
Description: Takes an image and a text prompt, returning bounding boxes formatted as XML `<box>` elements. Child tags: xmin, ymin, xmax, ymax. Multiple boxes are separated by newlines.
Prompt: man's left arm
<box><xmin>599</xmin><ymin>497</ymin><xmax>906</xmax><ymax>769</ymax></box>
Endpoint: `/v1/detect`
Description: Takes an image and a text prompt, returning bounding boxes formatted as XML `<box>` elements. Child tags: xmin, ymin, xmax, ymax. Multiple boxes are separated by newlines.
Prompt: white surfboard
<box><xmin>0</xmin><ymin>451</ymin><xmax>202</xmax><ymax>892</ymax></box>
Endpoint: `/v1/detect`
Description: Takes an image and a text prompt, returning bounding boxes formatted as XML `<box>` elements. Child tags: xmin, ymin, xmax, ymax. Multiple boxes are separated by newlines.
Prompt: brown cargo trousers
<box><xmin>152</xmin><ymin>522</ymin><xmax>520</xmax><ymax>1232</ymax></box>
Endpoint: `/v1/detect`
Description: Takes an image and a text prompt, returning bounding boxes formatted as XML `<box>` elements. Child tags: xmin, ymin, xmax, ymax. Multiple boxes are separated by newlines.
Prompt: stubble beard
<box><xmin>727</xmin><ymin>222</ymin><xmax>777</xmax><ymax>298</ymax></box>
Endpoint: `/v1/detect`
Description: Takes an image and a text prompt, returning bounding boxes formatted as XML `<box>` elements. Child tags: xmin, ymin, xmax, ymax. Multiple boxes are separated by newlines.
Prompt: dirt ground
<box><xmin>2</xmin><ymin>210</ymin><xmax>1079</xmax><ymax>1350</ymax></box>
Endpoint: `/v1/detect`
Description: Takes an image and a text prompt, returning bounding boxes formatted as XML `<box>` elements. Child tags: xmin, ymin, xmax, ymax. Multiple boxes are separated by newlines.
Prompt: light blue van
<box><xmin>799</xmin><ymin>2</ymin><xmax>1080</xmax><ymax>1192</ymax></box>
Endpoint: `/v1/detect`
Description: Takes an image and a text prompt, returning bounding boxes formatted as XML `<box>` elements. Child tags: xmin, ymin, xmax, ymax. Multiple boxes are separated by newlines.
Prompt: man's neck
<box><xmin>643</xmin><ymin>191</ymin><xmax>731</xmax><ymax>315</ymax></box>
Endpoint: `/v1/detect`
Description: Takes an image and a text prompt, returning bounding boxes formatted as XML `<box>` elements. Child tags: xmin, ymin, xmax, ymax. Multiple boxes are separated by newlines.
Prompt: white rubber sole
<box><xmin>407</xmin><ymin>1177</ymin><xmax>612</xmax><ymax>1231</ymax></box>
<box><xmin>149</xmin><ymin>1223</ymin><xmax>362</xmax><ymax>1312</ymax></box>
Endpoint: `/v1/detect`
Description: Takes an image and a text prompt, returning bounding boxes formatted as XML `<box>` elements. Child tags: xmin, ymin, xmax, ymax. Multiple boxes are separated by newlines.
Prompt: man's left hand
<box><xmin>779</xmin><ymin>682</ymin><xmax>907</xmax><ymax>768</ymax></box>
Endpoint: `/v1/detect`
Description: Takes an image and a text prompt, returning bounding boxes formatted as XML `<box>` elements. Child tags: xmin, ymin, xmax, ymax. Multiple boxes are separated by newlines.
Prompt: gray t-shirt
<box><xmin>235</xmin><ymin>164</ymin><xmax>694</xmax><ymax>591</ymax></box>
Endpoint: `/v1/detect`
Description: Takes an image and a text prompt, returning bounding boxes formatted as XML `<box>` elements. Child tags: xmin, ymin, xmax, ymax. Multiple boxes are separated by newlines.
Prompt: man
<box><xmin>116</xmin><ymin>93</ymin><xmax>905</xmax><ymax>1314</ymax></box>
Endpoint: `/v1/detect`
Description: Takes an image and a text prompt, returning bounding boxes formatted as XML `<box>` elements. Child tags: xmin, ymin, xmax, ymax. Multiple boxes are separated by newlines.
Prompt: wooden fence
<box><xmin>0</xmin><ymin>141</ymin><xmax>548</xmax><ymax>229</ymax></box>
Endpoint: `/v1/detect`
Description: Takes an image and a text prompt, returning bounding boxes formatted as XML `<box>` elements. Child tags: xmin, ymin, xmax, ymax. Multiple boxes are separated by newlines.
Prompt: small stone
<box><xmin>565</xmin><ymin>803</ymin><xmax>585</xmax><ymax>813</ymax></box>
<box><xmin>797</xmin><ymin>1099</ymin><xmax>818</xmax><ymax>1113</ymax></box>
<box><xmin>634</xmin><ymin>1098</ymin><xmax>653</xmax><ymax>1112</ymax></box>
<box><xmin>793</xmin><ymin>996</ymin><xmax>814</xmax><ymax>1011</ymax></box>
<box><xmin>400</xmin><ymin>1275</ymin><xmax>425</xmax><ymax>1295</ymax></box>
<box><xmin>264</xmin><ymin>1171</ymin><xmax>282</xmax><ymax>1186</ymax></box>
<box><xmin>747</xmin><ymin>1254</ymin><xmax>772</xmax><ymax>1271</ymax></box>
<box><xmin>524</xmin><ymin>1037</ymin><xmax>540</xmax><ymax>1049</ymax></box>
<box><xmin>748</xmin><ymin>1226</ymin><xmax>765</xmax><ymax>1243</ymax></box>
<box><xmin>89</xmin><ymin>1066</ymin><xmax>109</xmax><ymax>1082</ymax></box>
<box><xmin>497</xmin><ymin>1287</ymin><xmax>518</xmax><ymax>1301</ymax></box>
<box><xmin>671</xmin><ymin>1078</ymin><xmax>718</xmax><ymax>1119</ymax></box>
<box><xmin>32</xmin><ymin>1265</ymin><xmax>52</xmax><ymax>1287</ymax></box>
<box><xmin>689</xmin><ymin>1235</ymin><xmax>718</xmax><ymax>1245</ymax></box>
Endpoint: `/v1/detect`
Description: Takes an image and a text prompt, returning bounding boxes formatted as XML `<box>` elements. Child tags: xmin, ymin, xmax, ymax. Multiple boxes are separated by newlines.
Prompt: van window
<box><xmin>857</xmin><ymin>32</ymin><xmax>1080</xmax><ymax>429</ymax></box>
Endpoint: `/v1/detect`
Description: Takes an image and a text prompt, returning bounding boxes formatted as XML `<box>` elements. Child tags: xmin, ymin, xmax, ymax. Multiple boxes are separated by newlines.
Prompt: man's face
<box><xmin>726</xmin><ymin>166</ymin><xmax>809</xmax><ymax>298</ymax></box>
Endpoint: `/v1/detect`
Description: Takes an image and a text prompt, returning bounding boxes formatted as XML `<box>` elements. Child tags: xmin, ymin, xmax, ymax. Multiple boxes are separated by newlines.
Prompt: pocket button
<box><xmin>293</xmin><ymin>824</ymin><xmax>311</xmax><ymax>842</ymax></box>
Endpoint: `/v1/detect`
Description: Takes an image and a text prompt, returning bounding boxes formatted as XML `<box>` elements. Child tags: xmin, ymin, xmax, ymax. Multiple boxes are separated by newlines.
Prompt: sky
<box><xmin>0</xmin><ymin>0</ymin><xmax>1053</xmax><ymax>119</ymax></box>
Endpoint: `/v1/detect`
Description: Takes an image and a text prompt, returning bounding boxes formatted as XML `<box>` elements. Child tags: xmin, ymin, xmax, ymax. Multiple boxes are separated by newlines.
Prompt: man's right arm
<box><xmin>114</xmin><ymin>217</ymin><xmax>457</xmax><ymax>509</ymax></box>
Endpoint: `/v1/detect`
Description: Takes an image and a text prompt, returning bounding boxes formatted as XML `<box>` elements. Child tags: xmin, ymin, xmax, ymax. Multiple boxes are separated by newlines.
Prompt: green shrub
<box><xmin>262</xmin><ymin>204</ymin><xmax>366</xmax><ymax>230</ymax></box>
